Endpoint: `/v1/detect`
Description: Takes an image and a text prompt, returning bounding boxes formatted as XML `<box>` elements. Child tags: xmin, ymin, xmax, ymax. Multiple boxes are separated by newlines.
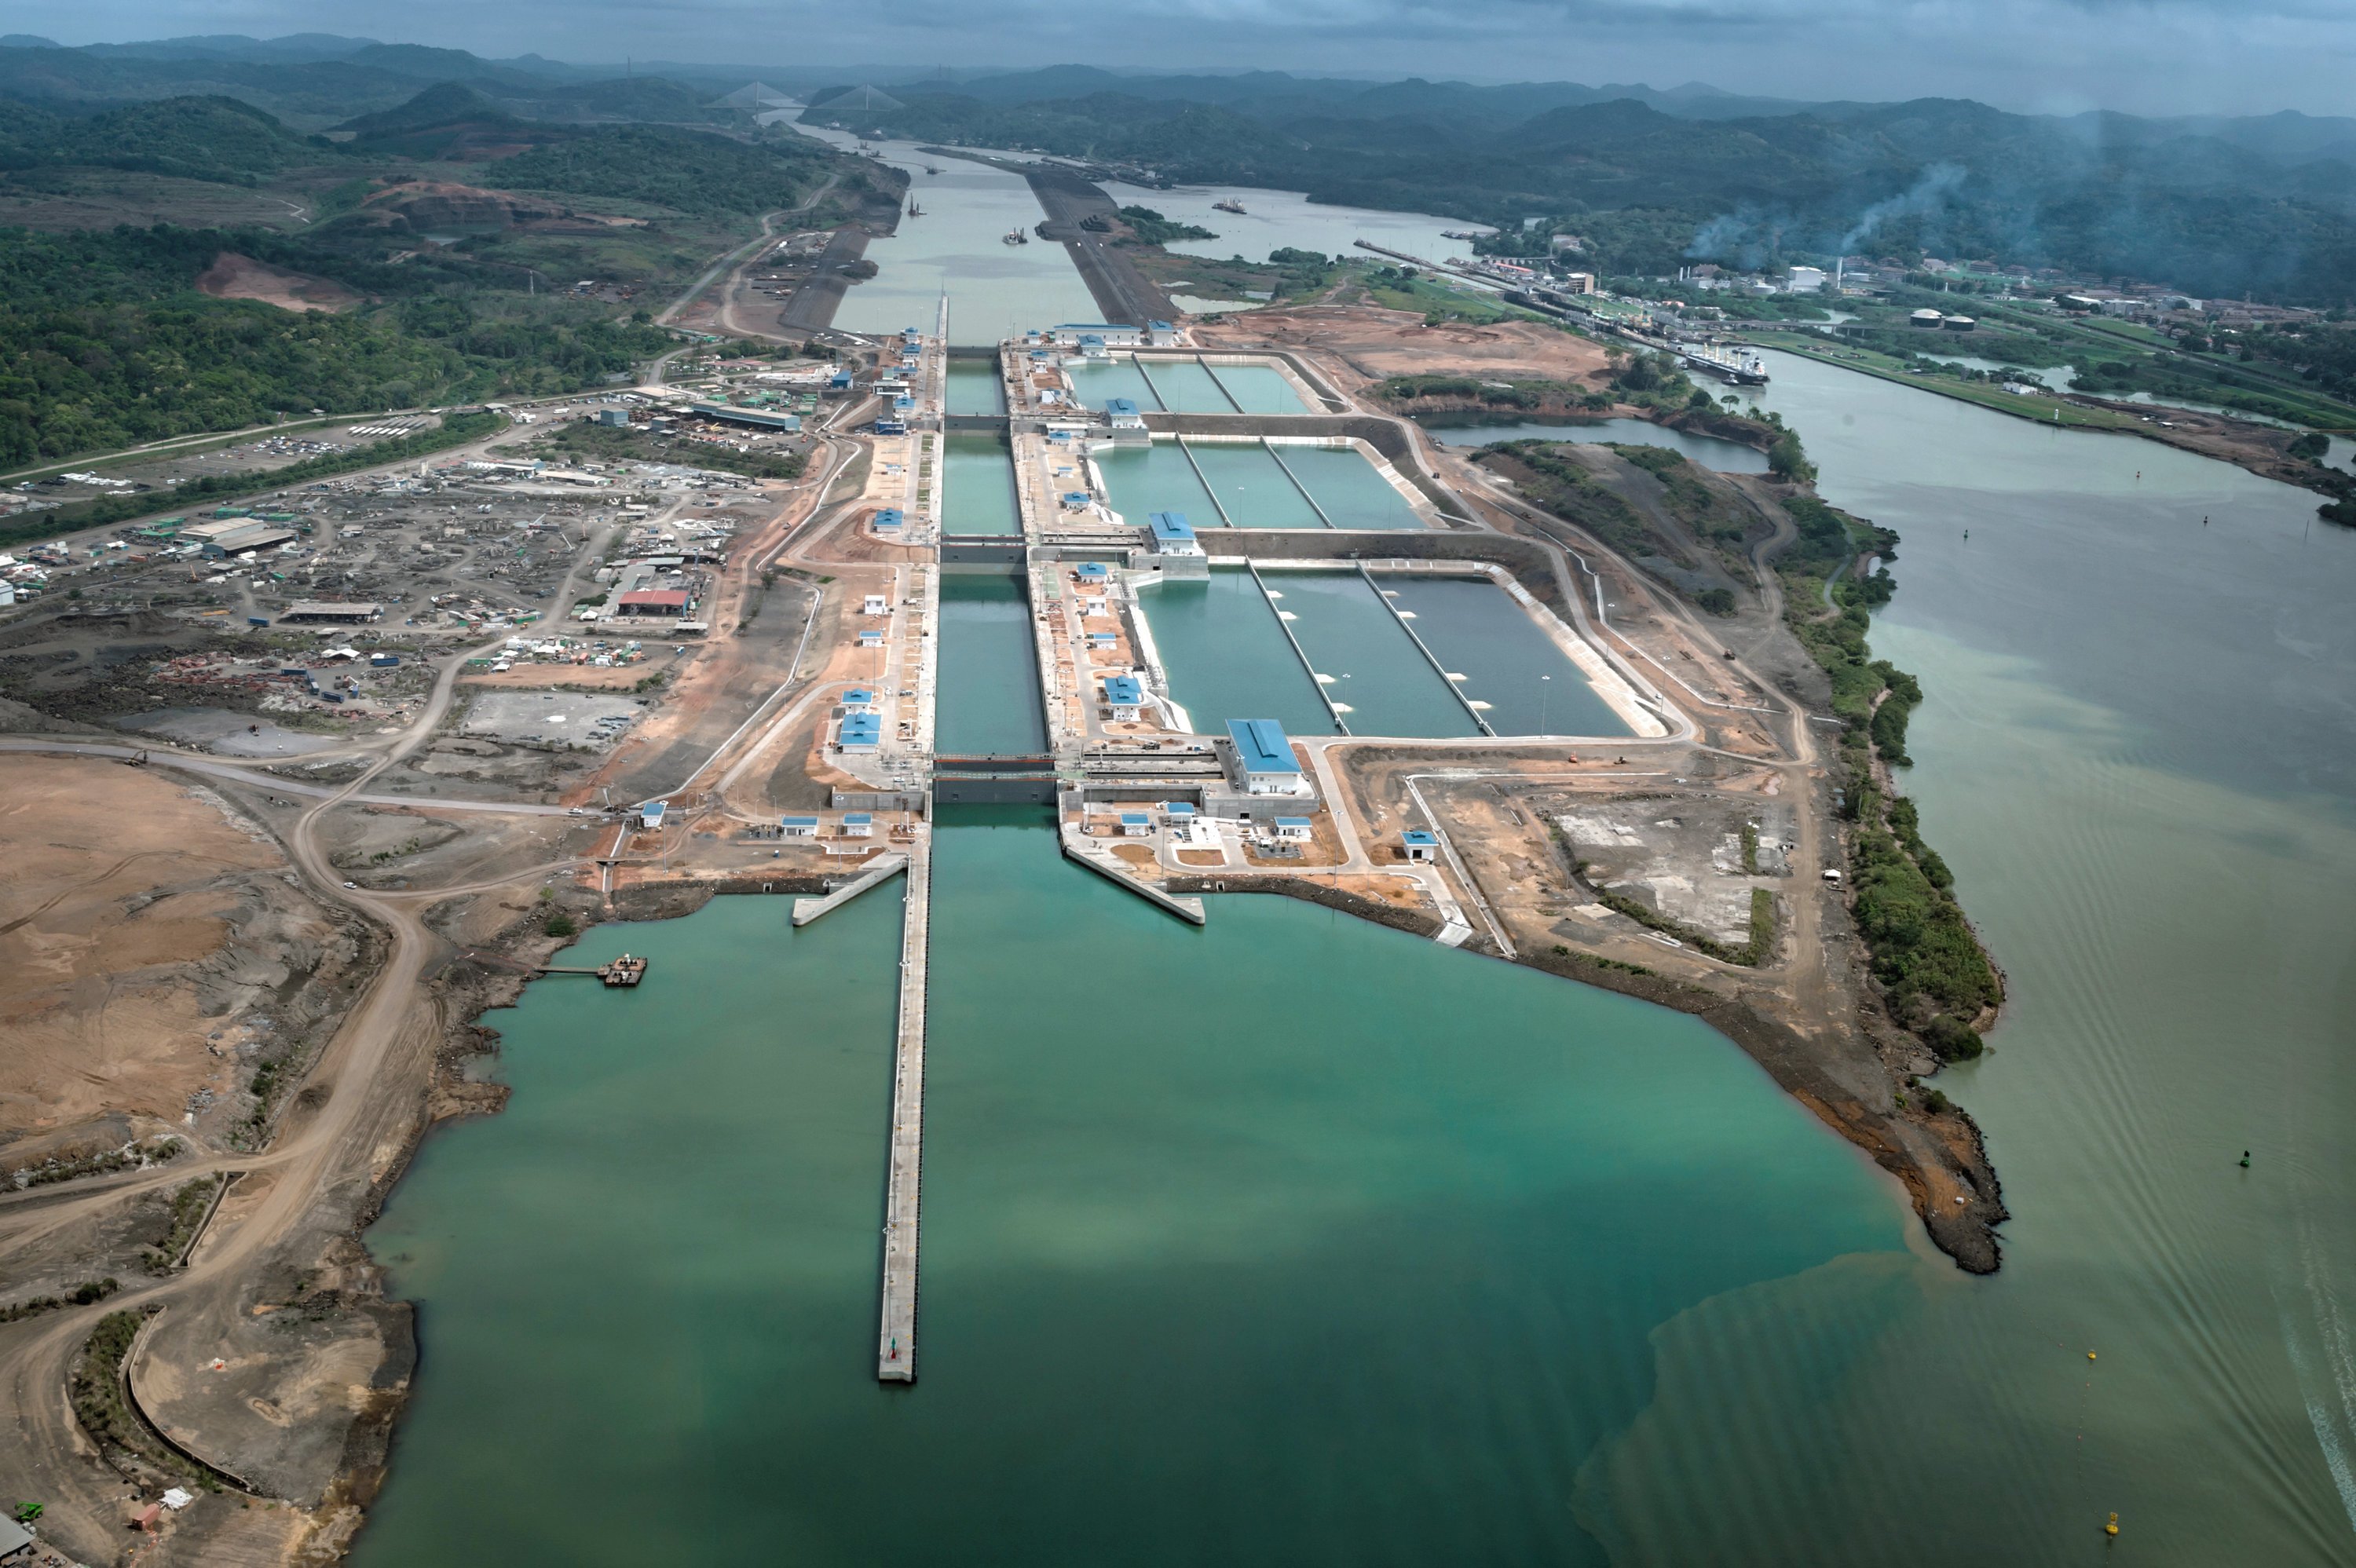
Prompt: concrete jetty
<box><xmin>1059</xmin><ymin>825</ymin><xmax>1208</xmax><ymax>924</ymax></box>
<box><xmin>877</xmin><ymin>826</ymin><xmax>931</xmax><ymax>1381</ymax></box>
<box><xmin>791</xmin><ymin>853</ymin><xmax>909</xmax><ymax>927</ymax></box>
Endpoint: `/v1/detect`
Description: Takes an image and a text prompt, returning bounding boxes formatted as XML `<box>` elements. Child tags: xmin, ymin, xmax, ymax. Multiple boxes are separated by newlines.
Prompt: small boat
<box><xmin>924</xmin><ymin>164</ymin><xmax>942</xmax><ymax>174</ymax></box>
<box><xmin>1003</xmin><ymin>228</ymin><xmax>1028</xmax><ymax>245</ymax></box>
<box><xmin>598</xmin><ymin>954</ymin><xmax>648</xmax><ymax>987</ymax></box>
<box><xmin>1213</xmin><ymin>198</ymin><xmax>1246</xmax><ymax>214</ymax></box>
<box><xmin>907</xmin><ymin>200</ymin><xmax>923</xmax><ymax>217</ymax></box>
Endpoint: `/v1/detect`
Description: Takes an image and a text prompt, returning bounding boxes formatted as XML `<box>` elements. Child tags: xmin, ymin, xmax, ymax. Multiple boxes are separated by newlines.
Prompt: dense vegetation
<box><xmin>0</xmin><ymin>225</ymin><xmax>668</xmax><ymax>466</ymax></box>
<box><xmin>0</xmin><ymin>93</ymin><xmax>332</xmax><ymax>183</ymax></box>
<box><xmin>455</xmin><ymin>123</ymin><xmax>832</xmax><ymax>216</ymax></box>
<box><xmin>1114</xmin><ymin>205</ymin><xmax>1216</xmax><ymax>246</ymax></box>
<box><xmin>816</xmin><ymin>81</ymin><xmax>2356</xmax><ymax>305</ymax></box>
<box><xmin>1775</xmin><ymin>492</ymin><xmax>1999</xmax><ymax>1054</ymax></box>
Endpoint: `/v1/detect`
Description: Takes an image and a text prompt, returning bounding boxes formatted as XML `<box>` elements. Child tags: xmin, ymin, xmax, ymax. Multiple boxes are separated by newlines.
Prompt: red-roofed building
<box><xmin>616</xmin><ymin>590</ymin><xmax>691</xmax><ymax>617</ymax></box>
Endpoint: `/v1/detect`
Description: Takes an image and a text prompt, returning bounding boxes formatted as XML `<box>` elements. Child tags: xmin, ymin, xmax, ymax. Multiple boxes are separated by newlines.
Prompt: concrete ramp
<box><xmin>791</xmin><ymin>853</ymin><xmax>909</xmax><ymax>927</ymax></box>
<box><xmin>1058</xmin><ymin>829</ymin><xmax>1207</xmax><ymax>925</ymax></box>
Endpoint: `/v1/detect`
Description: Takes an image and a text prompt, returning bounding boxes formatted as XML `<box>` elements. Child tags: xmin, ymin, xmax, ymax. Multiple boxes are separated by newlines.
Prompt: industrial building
<box><xmin>690</xmin><ymin>401</ymin><xmax>802</xmax><ymax>433</ymax></box>
<box><xmin>616</xmin><ymin>589</ymin><xmax>692</xmax><ymax>617</ymax></box>
<box><xmin>202</xmin><ymin>523</ymin><xmax>298</xmax><ymax>557</ymax></box>
<box><xmin>1147</xmin><ymin>512</ymin><xmax>1202</xmax><ymax>557</ymax></box>
<box><xmin>781</xmin><ymin>815</ymin><xmax>820</xmax><ymax>838</ymax></box>
<box><xmin>843</xmin><ymin>812</ymin><xmax>875</xmax><ymax>838</ymax></box>
<box><xmin>1105</xmin><ymin>397</ymin><xmax>1147</xmax><ymax>430</ymax></box>
<box><xmin>280</xmin><ymin>601</ymin><xmax>382</xmax><ymax>623</ymax></box>
<box><xmin>1103</xmin><ymin>674</ymin><xmax>1143</xmax><ymax>722</ymax></box>
<box><xmin>1049</xmin><ymin>323</ymin><xmax>1150</xmax><ymax>348</ymax></box>
<box><xmin>839</xmin><ymin>712</ymin><xmax>883</xmax><ymax>752</ymax></box>
<box><xmin>1403</xmin><ymin>828</ymin><xmax>1439</xmax><ymax>862</ymax></box>
<box><xmin>1224</xmin><ymin>718</ymin><xmax>1307</xmax><ymax>795</ymax></box>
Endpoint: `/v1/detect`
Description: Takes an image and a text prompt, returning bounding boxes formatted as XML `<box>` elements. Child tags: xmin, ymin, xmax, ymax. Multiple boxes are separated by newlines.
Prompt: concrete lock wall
<box><xmin>1137</xmin><ymin>412</ymin><xmax>1465</xmax><ymax>517</ymax></box>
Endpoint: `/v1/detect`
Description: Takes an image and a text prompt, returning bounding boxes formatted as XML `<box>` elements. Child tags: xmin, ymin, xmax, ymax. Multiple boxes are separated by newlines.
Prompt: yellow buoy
<box><xmin>2088</xmin><ymin>1351</ymin><xmax>2098</xmax><ymax>1361</ymax></box>
<box><xmin>2105</xmin><ymin>1512</ymin><xmax>2120</xmax><ymax>1537</ymax></box>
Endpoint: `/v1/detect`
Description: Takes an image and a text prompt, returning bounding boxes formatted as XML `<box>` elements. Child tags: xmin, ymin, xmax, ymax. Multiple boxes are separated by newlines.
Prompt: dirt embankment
<box><xmin>196</xmin><ymin>252</ymin><xmax>362</xmax><ymax>314</ymax></box>
<box><xmin>0</xmin><ymin>756</ymin><xmax>351</xmax><ymax>1180</ymax></box>
<box><xmin>1196</xmin><ymin>304</ymin><xmax>1613</xmax><ymax>391</ymax></box>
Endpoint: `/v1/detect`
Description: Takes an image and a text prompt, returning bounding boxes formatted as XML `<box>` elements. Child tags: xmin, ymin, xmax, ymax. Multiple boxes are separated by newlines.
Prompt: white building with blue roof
<box><xmin>1147</xmin><ymin>511</ymin><xmax>1202</xmax><ymax>557</ymax></box>
<box><xmin>1223</xmin><ymin>718</ymin><xmax>1308</xmax><ymax>795</ymax></box>
<box><xmin>1103</xmin><ymin>673</ymin><xmax>1143</xmax><ymax>722</ymax></box>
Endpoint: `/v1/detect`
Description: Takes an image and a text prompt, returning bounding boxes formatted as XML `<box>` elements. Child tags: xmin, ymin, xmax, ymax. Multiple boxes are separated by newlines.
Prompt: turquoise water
<box><xmin>1067</xmin><ymin>360</ymin><xmax>1161</xmax><ymax>414</ymax></box>
<box><xmin>943</xmin><ymin>359</ymin><xmax>1004</xmax><ymax>417</ymax></box>
<box><xmin>940</xmin><ymin>433</ymin><xmax>1019</xmax><ymax>536</ymax></box>
<box><xmin>1136</xmin><ymin>566</ymin><xmax>1336</xmax><ymax>737</ymax></box>
<box><xmin>1378</xmin><ymin>575</ymin><xmax>1629</xmax><ymax>737</ymax></box>
<box><xmin>354</xmin><ymin>814</ymin><xmax>1900</xmax><ymax>1567</ymax></box>
<box><xmin>1279</xmin><ymin>445</ymin><xmax>1426</xmax><ymax>530</ymax></box>
<box><xmin>1261</xmin><ymin>570</ymin><xmax>1476</xmax><ymax>737</ymax></box>
<box><xmin>1099</xmin><ymin>441</ymin><xmax>1421</xmax><ymax>532</ymax></box>
<box><xmin>1188</xmin><ymin>442</ymin><xmax>1327</xmax><ymax>529</ymax></box>
<box><xmin>1425</xmin><ymin>418</ymin><xmax>1770</xmax><ymax>473</ymax></box>
<box><xmin>1099</xmin><ymin>441</ymin><xmax>1220</xmax><ymax>527</ymax></box>
<box><xmin>934</xmin><ymin>576</ymin><xmax>1044</xmax><ymax>753</ymax></box>
<box><xmin>1135</xmin><ymin>358</ymin><xmax>1236</xmax><ymax>413</ymax></box>
<box><xmin>1205</xmin><ymin>362</ymin><xmax>1312</xmax><ymax>414</ymax></box>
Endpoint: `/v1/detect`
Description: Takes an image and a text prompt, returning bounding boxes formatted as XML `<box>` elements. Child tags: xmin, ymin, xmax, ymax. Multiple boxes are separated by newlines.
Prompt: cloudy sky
<box><xmin>15</xmin><ymin>0</ymin><xmax>2356</xmax><ymax>117</ymax></box>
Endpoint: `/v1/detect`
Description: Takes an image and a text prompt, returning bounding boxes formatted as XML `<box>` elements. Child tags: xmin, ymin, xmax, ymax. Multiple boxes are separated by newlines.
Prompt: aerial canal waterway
<box><xmin>1564</xmin><ymin>349</ymin><xmax>2356</xmax><ymax>1563</ymax></box>
<box><xmin>791</xmin><ymin>130</ymin><xmax>1099</xmax><ymax>345</ymax></box>
<box><xmin>353</xmin><ymin>177</ymin><xmax>2356</xmax><ymax>1563</ymax></box>
<box><xmin>353</xmin><ymin>812</ymin><xmax>1899</xmax><ymax>1567</ymax></box>
<box><xmin>938</xmin><ymin>433</ymin><xmax>1020</xmax><ymax>537</ymax></box>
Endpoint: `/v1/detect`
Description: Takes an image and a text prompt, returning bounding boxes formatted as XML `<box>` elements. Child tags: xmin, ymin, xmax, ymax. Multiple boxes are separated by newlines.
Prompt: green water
<box><xmin>1279</xmin><ymin>444</ymin><xmax>1426</xmax><ymax>530</ymax></box>
<box><xmin>1378</xmin><ymin>575</ymin><xmax>1629</xmax><ymax>737</ymax></box>
<box><xmin>1206</xmin><ymin>362</ymin><xmax>1312</xmax><ymax>414</ymax></box>
<box><xmin>1136</xmin><ymin>357</ymin><xmax>1238</xmax><ymax>413</ymax></box>
<box><xmin>943</xmin><ymin>360</ymin><xmax>1004</xmax><ymax>417</ymax></box>
<box><xmin>353</xmin><ymin>813</ymin><xmax>1898</xmax><ymax>1566</ymax></box>
<box><xmin>940</xmin><ymin>433</ymin><xmax>1019</xmax><ymax>536</ymax></box>
<box><xmin>1565</xmin><ymin>350</ymin><xmax>2356</xmax><ymax>1563</ymax></box>
<box><xmin>1067</xmin><ymin>360</ymin><xmax>1162</xmax><ymax>412</ymax></box>
<box><xmin>933</xmin><ymin>576</ymin><xmax>1044</xmax><ymax>753</ymax></box>
<box><xmin>1262</xmin><ymin>570</ymin><xmax>1477</xmax><ymax>737</ymax></box>
<box><xmin>1099</xmin><ymin>440</ymin><xmax>1220</xmax><ymax>527</ymax></box>
<box><xmin>1188</xmin><ymin>441</ymin><xmax>1328</xmax><ymax>529</ymax></box>
<box><xmin>1136</xmin><ymin>566</ymin><xmax>1336</xmax><ymax>737</ymax></box>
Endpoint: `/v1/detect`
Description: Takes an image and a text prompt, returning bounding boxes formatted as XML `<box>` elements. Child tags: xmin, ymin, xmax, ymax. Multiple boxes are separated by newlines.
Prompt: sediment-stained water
<box><xmin>1570</xmin><ymin>350</ymin><xmax>2356</xmax><ymax>1563</ymax></box>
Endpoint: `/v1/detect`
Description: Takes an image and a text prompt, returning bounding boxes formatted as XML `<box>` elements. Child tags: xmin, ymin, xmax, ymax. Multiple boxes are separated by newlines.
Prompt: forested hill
<box><xmin>808</xmin><ymin>82</ymin><xmax>2356</xmax><ymax>305</ymax></box>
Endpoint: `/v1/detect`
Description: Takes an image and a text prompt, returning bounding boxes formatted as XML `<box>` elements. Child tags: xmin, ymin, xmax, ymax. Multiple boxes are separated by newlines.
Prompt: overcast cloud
<box><xmin>13</xmin><ymin>0</ymin><xmax>2356</xmax><ymax>117</ymax></box>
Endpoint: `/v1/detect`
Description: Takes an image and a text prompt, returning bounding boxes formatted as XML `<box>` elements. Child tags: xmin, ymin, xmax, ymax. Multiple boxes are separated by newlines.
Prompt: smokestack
<box><xmin>1835</xmin><ymin>257</ymin><xmax>1844</xmax><ymax>293</ymax></box>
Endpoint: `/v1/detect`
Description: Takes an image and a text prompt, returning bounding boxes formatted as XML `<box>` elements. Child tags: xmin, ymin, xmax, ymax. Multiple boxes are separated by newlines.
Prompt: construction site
<box><xmin>0</xmin><ymin>159</ymin><xmax>2001</xmax><ymax>1568</ymax></box>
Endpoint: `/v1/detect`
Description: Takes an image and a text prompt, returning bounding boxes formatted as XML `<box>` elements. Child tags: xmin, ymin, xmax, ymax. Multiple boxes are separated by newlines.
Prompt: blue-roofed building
<box><xmin>838</xmin><ymin>712</ymin><xmax>883</xmax><ymax>752</ymax></box>
<box><xmin>1273</xmin><ymin>817</ymin><xmax>1313</xmax><ymax>841</ymax></box>
<box><xmin>1162</xmin><ymin>801</ymin><xmax>1196</xmax><ymax>824</ymax></box>
<box><xmin>1105</xmin><ymin>397</ymin><xmax>1145</xmax><ymax>429</ymax></box>
<box><xmin>639</xmin><ymin>800</ymin><xmax>667</xmax><ymax>829</ymax></box>
<box><xmin>1118</xmin><ymin>810</ymin><xmax>1153</xmax><ymax>837</ymax></box>
<box><xmin>858</xmin><ymin>628</ymin><xmax>884</xmax><ymax>648</ymax></box>
<box><xmin>1075</xmin><ymin>561</ymin><xmax>1110</xmax><ymax>584</ymax></box>
<box><xmin>780</xmin><ymin>814</ymin><xmax>821</xmax><ymax>838</ymax></box>
<box><xmin>829</xmin><ymin>369</ymin><xmax>854</xmax><ymax>389</ymax></box>
<box><xmin>843</xmin><ymin>811</ymin><xmax>875</xmax><ymax>837</ymax></box>
<box><xmin>1051</xmin><ymin>323</ymin><xmax>1147</xmax><ymax>348</ymax></box>
<box><xmin>873</xmin><ymin>507</ymin><xmax>903</xmax><ymax>532</ymax></box>
<box><xmin>1224</xmin><ymin>718</ymin><xmax>1305</xmax><ymax>795</ymax></box>
<box><xmin>1148</xmin><ymin>320</ymin><xmax>1178</xmax><ymax>347</ymax></box>
<box><xmin>1147</xmin><ymin>511</ymin><xmax>1202</xmax><ymax>557</ymax></box>
<box><xmin>1060</xmin><ymin>491</ymin><xmax>1092</xmax><ymax>510</ymax></box>
<box><xmin>1402</xmin><ymin>828</ymin><xmax>1440</xmax><ymax>863</ymax></box>
<box><xmin>1103</xmin><ymin>673</ymin><xmax>1143</xmax><ymax>722</ymax></box>
<box><xmin>841</xmin><ymin>687</ymin><xmax>877</xmax><ymax>713</ymax></box>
